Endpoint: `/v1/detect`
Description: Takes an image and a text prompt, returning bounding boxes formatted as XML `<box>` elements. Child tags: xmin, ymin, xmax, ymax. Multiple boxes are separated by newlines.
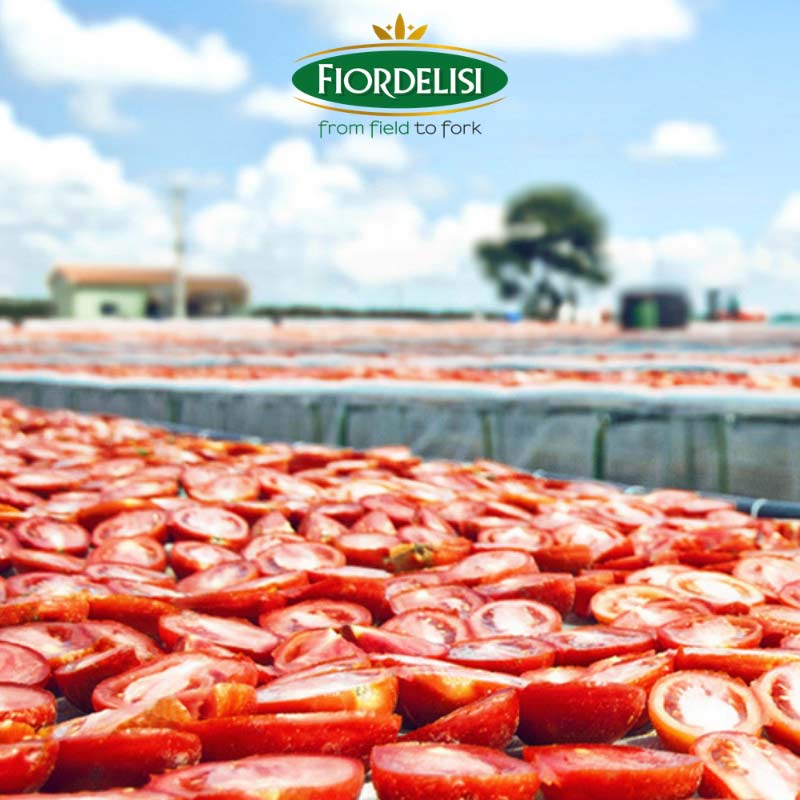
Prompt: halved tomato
<box><xmin>667</xmin><ymin>570</ymin><xmax>765</xmax><ymax>613</ymax></box>
<box><xmin>0</xmin><ymin>739</ymin><xmax>58</xmax><ymax>793</ymax></box>
<box><xmin>692</xmin><ymin>730</ymin><xmax>800</xmax><ymax>800</ymax></box>
<box><xmin>169</xmin><ymin>506</ymin><xmax>250</xmax><ymax>550</ymax></box>
<box><xmin>590</xmin><ymin>584</ymin><xmax>678</xmax><ymax>625</ymax></box>
<box><xmin>382</xmin><ymin>610</ymin><xmax>469</xmax><ymax>648</ymax></box>
<box><xmin>538</xmin><ymin>626</ymin><xmax>655</xmax><ymax>666</ymax></box>
<box><xmin>467</xmin><ymin>599</ymin><xmax>561</xmax><ymax>639</ymax></box>
<box><xmin>752</xmin><ymin>662</ymin><xmax>800</xmax><ymax>752</ymax></box>
<box><xmin>0</xmin><ymin>684</ymin><xmax>55</xmax><ymax>728</ymax></box>
<box><xmin>523</xmin><ymin>743</ymin><xmax>703</xmax><ymax>800</ymax></box>
<box><xmin>648</xmin><ymin>669</ymin><xmax>762</xmax><ymax>751</ymax></box>
<box><xmin>146</xmin><ymin>754</ymin><xmax>364</xmax><ymax>800</ymax></box>
<box><xmin>370</xmin><ymin>743</ymin><xmax>539</xmax><ymax>800</ymax></box>
<box><xmin>675</xmin><ymin>646</ymin><xmax>800</xmax><ymax>682</ymax></box>
<box><xmin>13</xmin><ymin>518</ymin><xmax>89</xmax><ymax>555</ymax></box>
<box><xmin>0</xmin><ymin>641</ymin><xmax>50</xmax><ymax>687</ymax></box>
<box><xmin>446</xmin><ymin>637</ymin><xmax>555</xmax><ymax>675</ymax></box>
<box><xmin>260</xmin><ymin>600</ymin><xmax>371</xmax><ymax>640</ymax></box>
<box><xmin>472</xmin><ymin>572</ymin><xmax>575</xmax><ymax>615</ymax></box>
<box><xmin>170</xmin><ymin>541</ymin><xmax>243</xmax><ymax>578</ymax></box>
<box><xmin>657</xmin><ymin>614</ymin><xmax>763</xmax><ymax>649</ymax></box>
<box><xmin>389</xmin><ymin>585</ymin><xmax>483</xmax><ymax>618</ymax></box>
<box><xmin>445</xmin><ymin>550</ymin><xmax>536</xmax><ymax>586</ymax></box>
<box><xmin>271</xmin><ymin>629</ymin><xmax>367</xmax><ymax>674</ymax></box>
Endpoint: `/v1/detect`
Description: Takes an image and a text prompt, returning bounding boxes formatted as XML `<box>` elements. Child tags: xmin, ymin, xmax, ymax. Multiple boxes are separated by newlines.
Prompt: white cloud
<box><xmin>629</xmin><ymin>120</ymin><xmax>725</xmax><ymax>161</ymax></box>
<box><xmin>275</xmin><ymin>0</ymin><xmax>695</xmax><ymax>54</ymax></box>
<box><xmin>0</xmin><ymin>0</ymin><xmax>249</xmax><ymax>130</ymax></box>
<box><xmin>773</xmin><ymin>193</ymin><xmax>800</xmax><ymax>234</ymax></box>
<box><xmin>240</xmin><ymin>85</ymin><xmax>320</xmax><ymax>126</ymax></box>
<box><xmin>67</xmin><ymin>88</ymin><xmax>136</xmax><ymax>134</ymax></box>
<box><xmin>0</xmin><ymin>101</ymin><xmax>171</xmax><ymax>295</ymax></box>
<box><xmin>326</xmin><ymin>137</ymin><xmax>411</xmax><ymax>171</ymax></box>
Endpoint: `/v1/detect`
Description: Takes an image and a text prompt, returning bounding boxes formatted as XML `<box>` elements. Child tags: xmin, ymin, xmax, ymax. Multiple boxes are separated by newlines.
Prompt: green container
<box><xmin>631</xmin><ymin>298</ymin><xmax>659</xmax><ymax>329</ymax></box>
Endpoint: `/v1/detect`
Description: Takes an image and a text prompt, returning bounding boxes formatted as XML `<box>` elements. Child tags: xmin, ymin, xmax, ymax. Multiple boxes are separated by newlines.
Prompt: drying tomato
<box><xmin>648</xmin><ymin>670</ymin><xmax>763</xmax><ymax>751</ymax></box>
<box><xmin>169</xmin><ymin>506</ymin><xmax>250</xmax><ymax>550</ymax></box>
<box><xmin>370</xmin><ymin>743</ymin><xmax>539</xmax><ymax>800</ymax></box>
<box><xmin>752</xmin><ymin>662</ymin><xmax>800</xmax><ymax>752</ymax></box>
<box><xmin>260</xmin><ymin>600</ymin><xmax>371</xmax><ymax>639</ymax></box>
<box><xmin>446</xmin><ymin>636</ymin><xmax>555</xmax><ymax>674</ymax></box>
<box><xmin>0</xmin><ymin>641</ymin><xmax>50</xmax><ymax>687</ymax></box>
<box><xmin>667</xmin><ymin>570</ymin><xmax>765</xmax><ymax>613</ymax></box>
<box><xmin>467</xmin><ymin>599</ymin><xmax>561</xmax><ymax>638</ymax></box>
<box><xmin>0</xmin><ymin>684</ymin><xmax>55</xmax><ymax>728</ymax></box>
<box><xmin>382</xmin><ymin>609</ymin><xmax>469</xmax><ymax>647</ymax></box>
<box><xmin>657</xmin><ymin>614</ymin><xmax>763</xmax><ymax>649</ymax></box>
<box><xmin>523</xmin><ymin>743</ymin><xmax>703</xmax><ymax>800</ymax></box>
<box><xmin>0</xmin><ymin>739</ymin><xmax>58</xmax><ymax>793</ymax></box>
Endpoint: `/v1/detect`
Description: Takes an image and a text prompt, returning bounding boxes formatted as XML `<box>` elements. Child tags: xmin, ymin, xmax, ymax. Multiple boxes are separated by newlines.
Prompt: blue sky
<box><xmin>0</xmin><ymin>0</ymin><xmax>799</xmax><ymax>311</ymax></box>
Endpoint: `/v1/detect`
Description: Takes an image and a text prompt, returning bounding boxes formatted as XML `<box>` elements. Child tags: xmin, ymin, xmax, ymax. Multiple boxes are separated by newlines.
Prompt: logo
<box><xmin>292</xmin><ymin>14</ymin><xmax>508</xmax><ymax>117</ymax></box>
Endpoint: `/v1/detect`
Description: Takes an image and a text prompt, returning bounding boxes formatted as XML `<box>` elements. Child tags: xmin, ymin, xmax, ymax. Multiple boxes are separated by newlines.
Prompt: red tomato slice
<box><xmin>83</xmin><ymin>562</ymin><xmax>175</xmax><ymax>587</ymax></box>
<box><xmin>0</xmin><ymin>623</ymin><xmax>94</xmax><ymax>667</ymax></box>
<box><xmin>47</xmin><ymin>727</ymin><xmax>201</xmax><ymax>791</ymax></box>
<box><xmin>91</xmin><ymin>652</ymin><xmax>258</xmax><ymax>715</ymax></box>
<box><xmin>522</xmin><ymin>743</ymin><xmax>703</xmax><ymax>800</ymax></box>
<box><xmin>446</xmin><ymin>636</ymin><xmax>555</xmax><ymax>674</ymax></box>
<box><xmin>170</xmin><ymin>541</ymin><xmax>243</xmax><ymax>577</ymax></box>
<box><xmin>691</xmin><ymin>730</ymin><xmax>800</xmax><ymax>800</ymax></box>
<box><xmin>538</xmin><ymin>626</ymin><xmax>655</xmax><ymax>666</ymax></box>
<box><xmin>732</xmin><ymin>555</ymin><xmax>800</xmax><ymax>601</ymax></box>
<box><xmin>370</xmin><ymin>743</ymin><xmax>539</xmax><ymax>800</ymax></box>
<box><xmin>518</xmin><ymin>680</ymin><xmax>645</xmax><ymax>744</ymax></box>
<box><xmin>169</xmin><ymin>506</ymin><xmax>250</xmax><ymax>550</ymax></box>
<box><xmin>0</xmin><ymin>684</ymin><xmax>55</xmax><ymax>728</ymax></box>
<box><xmin>0</xmin><ymin>641</ymin><xmax>50</xmax><ymax>687</ymax></box>
<box><xmin>752</xmin><ymin>662</ymin><xmax>800</xmax><ymax>752</ymax></box>
<box><xmin>0</xmin><ymin>739</ymin><xmax>58</xmax><ymax>793</ymax></box>
<box><xmin>590</xmin><ymin>584</ymin><xmax>678</xmax><ymax>624</ymax></box>
<box><xmin>146</xmin><ymin>754</ymin><xmax>364</xmax><ymax>800</ymax></box>
<box><xmin>648</xmin><ymin>669</ymin><xmax>763</xmax><ymax>751</ymax></box>
<box><xmin>675</xmin><ymin>646</ymin><xmax>800</xmax><ymax>682</ymax></box>
<box><xmin>254</xmin><ymin>668</ymin><xmax>398</xmax><ymax>715</ymax></box>
<box><xmin>272</xmin><ymin>629</ymin><xmax>367</xmax><ymax>674</ymax></box>
<box><xmin>445</xmin><ymin>550</ymin><xmax>536</xmax><ymax>586</ymax></box>
<box><xmin>610</xmin><ymin>598</ymin><xmax>711</xmax><ymax>632</ymax></box>
<box><xmin>180</xmin><ymin>711</ymin><xmax>401</xmax><ymax>762</ymax></box>
<box><xmin>751</xmin><ymin>603</ymin><xmax>800</xmax><ymax>645</ymax></box>
<box><xmin>10</xmin><ymin>468</ymin><xmax>86</xmax><ymax>495</ymax></box>
<box><xmin>10</xmin><ymin>549</ymin><xmax>85</xmax><ymax>575</ymax></box>
<box><xmin>13</xmin><ymin>518</ymin><xmax>89</xmax><ymax>555</ymax></box>
<box><xmin>402</xmin><ymin>688</ymin><xmax>519</xmax><ymax>749</ymax></box>
<box><xmin>473</xmin><ymin>572</ymin><xmax>575</xmax><ymax>615</ymax></box>
<box><xmin>467</xmin><ymin>599</ymin><xmax>561</xmax><ymax>639</ymax></box>
<box><xmin>188</xmin><ymin>473</ymin><xmax>260</xmax><ymax>504</ymax></box>
<box><xmin>177</xmin><ymin>561</ymin><xmax>258</xmax><ymax>595</ymax></box>
<box><xmin>779</xmin><ymin>580</ymin><xmax>800</xmax><ymax>609</ymax></box>
<box><xmin>260</xmin><ymin>600</ymin><xmax>371</xmax><ymax>639</ymax></box>
<box><xmin>657</xmin><ymin>614</ymin><xmax>763</xmax><ymax>649</ymax></box>
<box><xmin>87</xmin><ymin>536</ymin><xmax>167</xmax><ymax>571</ymax></box>
<box><xmin>176</xmin><ymin>573</ymin><xmax>301</xmax><ymax>619</ymax></box>
<box><xmin>342</xmin><ymin>624</ymin><xmax>448</xmax><ymax>660</ymax></box>
<box><xmin>255</xmin><ymin>541</ymin><xmax>345</xmax><ymax>574</ymax></box>
<box><xmin>624</xmin><ymin>564</ymin><xmax>692</xmax><ymax>587</ymax></box>
<box><xmin>54</xmin><ymin>645</ymin><xmax>141</xmax><ymax>710</ymax></box>
<box><xmin>667</xmin><ymin>570</ymin><xmax>765</xmax><ymax>613</ymax></box>
<box><xmin>91</xmin><ymin>508</ymin><xmax>168</xmax><ymax>546</ymax></box>
<box><xmin>382</xmin><ymin>610</ymin><xmax>469</xmax><ymax>647</ymax></box>
<box><xmin>159</xmin><ymin>611</ymin><xmax>279</xmax><ymax>662</ymax></box>
<box><xmin>389</xmin><ymin>585</ymin><xmax>483</xmax><ymax>618</ymax></box>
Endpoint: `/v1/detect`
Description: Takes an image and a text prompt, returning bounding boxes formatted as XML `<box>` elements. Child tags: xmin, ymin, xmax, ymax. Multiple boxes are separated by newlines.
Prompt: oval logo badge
<box><xmin>292</xmin><ymin>15</ymin><xmax>508</xmax><ymax>116</ymax></box>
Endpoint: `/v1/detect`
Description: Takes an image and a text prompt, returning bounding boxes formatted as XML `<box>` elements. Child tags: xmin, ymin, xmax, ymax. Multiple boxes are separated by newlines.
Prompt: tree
<box><xmin>477</xmin><ymin>186</ymin><xmax>610</xmax><ymax>320</ymax></box>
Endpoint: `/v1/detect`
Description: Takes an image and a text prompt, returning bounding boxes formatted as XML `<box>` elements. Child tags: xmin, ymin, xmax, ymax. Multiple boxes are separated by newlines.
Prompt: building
<box><xmin>49</xmin><ymin>266</ymin><xmax>249</xmax><ymax>319</ymax></box>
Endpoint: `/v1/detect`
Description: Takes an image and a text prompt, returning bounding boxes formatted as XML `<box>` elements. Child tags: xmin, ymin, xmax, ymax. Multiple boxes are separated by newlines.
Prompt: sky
<box><xmin>0</xmin><ymin>0</ymin><xmax>799</xmax><ymax>312</ymax></box>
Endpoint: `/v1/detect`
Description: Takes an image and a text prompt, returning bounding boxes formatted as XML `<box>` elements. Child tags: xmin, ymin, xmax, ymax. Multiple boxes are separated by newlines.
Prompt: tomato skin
<box><xmin>539</xmin><ymin>626</ymin><xmax>655</xmax><ymax>666</ymax></box>
<box><xmin>382</xmin><ymin>609</ymin><xmax>469</xmax><ymax>648</ymax></box>
<box><xmin>657</xmin><ymin>614</ymin><xmax>763</xmax><ymax>650</ymax></box>
<box><xmin>467</xmin><ymin>599</ymin><xmax>561</xmax><ymax>639</ymax></box>
<box><xmin>523</xmin><ymin>743</ymin><xmax>703</xmax><ymax>800</ymax></box>
<box><xmin>260</xmin><ymin>600</ymin><xmax>372</xmax><ymax>640</ymax></box>
<box><xmin>675</xmin><ymin>645</ymin><xmax>800</xmax><ymax>682</ymax></box>
<box><xmin>0</xmin><ymin>684</ymin><xmax>55</xmax><ymax>728</ymax></box>
<box><xmin>0</xmin><ymin>739</ymin><xmax>58</xmax><ymax>793</ymax></box>
<box><xmin>691</xmin><ymin>731</ymin><xmax>800</xmax><ymax>800</ymax></box>
<box><xmin>402</xmin><ymin>688</ymin><xmax>519</xmax><ymax>750</ymax></box>
<box><xmin>180</xmin><ymin>711</ymin><xmax>401</xmax><ymax>763</ymax></box>
<box><xmin>0</xmin><ymin>641</ymin><xmax>51</xmax><ymax>687</ymax></box>
<box><xmin>648</xmin><ymin>670</ymin><xmax>763</xmax><ymax>752</ymax></box>
<box><xmin>446</xmin><ymin>636</ymin><xmax>556</xmax><ymax>675</ymax></box>
<box><xmin>170</xmin><ymin>541</ymin><xmax>243</xmax><ymax>578</ymax></box>
<box><xmin>272</xmin><ymin>629</ymin><xmax>368</xmax><ymax>674</ymax></box>
<box><xmin>371</xmin><ymin>743</ymin><xmax>539</xmax><ymax>800</ymax></box>
<box><xmin>473</xmin><ymin>572</ymin><xmax>575</xmax><ymax>615</ymax></box>
<box><xmin>752</xmin><ymin>662</ymin><xmax>800</xmax><ymax>752</ymax></box>
<box><xmin>45</xmin><ymin>728</ymin><xmax>201</xmax><ymax>791</ymax></box>
<box><xmin>667</xmin><ymin>570</ymin><xmax>765</xmax><ymax>614</ymax></box>
<box><xmin>518</xmin><ymin>681</ymin><xmax>645</xmax><ymax>745</ymax></box>
<box><xmin>342</xmin><ymin>624</ymin><xmax>448</xmax><ymax>660</ymax></box>
<box><xmin>54</xmin><ymin>646</ymin><xmax>141</xmax><ymax>710</ymax></box>
<box><xmin>146</xmin><ymin>753</ymin><xmax>365</xmax><ymax>800</ymax></box>
<box><xmin>88</xmin><ymin>595</ymin><xmax>176</xmax><ymax>639</ymax></box>
<box><xmin>590</xmin><ymin>584</ymin><xmax>678</xmax><ymax>625</ymax></box>
<box><xmin>573</xmin><ymin>571</ymin><xmax>616</xmax><ymax>617</ymax></box>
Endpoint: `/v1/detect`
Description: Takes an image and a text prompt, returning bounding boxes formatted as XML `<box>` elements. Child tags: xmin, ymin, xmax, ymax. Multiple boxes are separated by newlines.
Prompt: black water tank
<box><xmin>620</xmin><ymin>289</ymin><xmax>690</xmax><ymax>330</ymax></box>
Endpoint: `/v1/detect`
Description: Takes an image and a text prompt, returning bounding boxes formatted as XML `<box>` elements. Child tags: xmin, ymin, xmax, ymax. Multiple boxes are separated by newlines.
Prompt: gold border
<box><xmin>296</xmin><ymin>42</ymin><xmax>504</xmax><ymax>63</ymax></box>
<box><xmin>295</xmin><ymin>96</ymin><xmax>505</xmax><ymax>117</ymax></box>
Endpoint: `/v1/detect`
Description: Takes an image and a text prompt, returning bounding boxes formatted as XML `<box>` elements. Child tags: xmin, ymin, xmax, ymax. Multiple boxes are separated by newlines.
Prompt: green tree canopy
<box><xmin>477</xmin><ymin>186</ymin><xmax>610</xmax><ymax>319</ymax></box>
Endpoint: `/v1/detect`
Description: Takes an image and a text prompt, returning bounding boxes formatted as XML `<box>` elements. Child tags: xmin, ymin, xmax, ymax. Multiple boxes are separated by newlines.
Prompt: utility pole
<box><xmin>172</xmin><ymin>183</ymin><xmax>187</xmax><ymax>319</ymax></box>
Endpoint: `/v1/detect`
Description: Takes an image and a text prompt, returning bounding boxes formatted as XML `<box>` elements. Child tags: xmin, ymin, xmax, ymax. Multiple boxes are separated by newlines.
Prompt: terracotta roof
<box><xmin>50</xmin><ymin>266</ymin><xmax>248</xmax><ymax>299</ymax></box>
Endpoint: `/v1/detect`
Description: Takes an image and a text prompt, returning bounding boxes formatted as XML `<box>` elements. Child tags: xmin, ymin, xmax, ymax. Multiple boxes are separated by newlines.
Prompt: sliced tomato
<box><xmin>146</xmin><ymin>754</ymin><xmax>364</xmax><ymax>800</ymax></box>
<box><xmin>180</xmin><ymin>711</ymin><xmax>401</xmax><ymax>762</ymax></box>
<box><xmin>610</xmin><ymin>598</ymin><xmax>710</xmax><ymax>633</ymax></box>
<box><xmin>692</xmin><ymin>730</ymin><xmax>800</xmax><ymax>800</ymax></box>
<box><xmin>518</xmin><ymin>680</ymin><xmax>645</xmax><ymax>744</ymax></box>
<box><xmin>83</xmin><ymin>562</ymin><xmax>175</xmax><ymax>588</ymax></box>
<box><xmin>658</xmin><ymin>614</ymin><xmax>763</xmax><ymax>649</ymax></box>
<box><xmin>13</xmin><ymin>518</ymin><xmax>89</xmax><ymax>555</ymax></box>
<box><xmin>254</xmin><ymin>668</ymin><xmax>398</xmax><ymax>715</ymax></box>
<box><xmin>79</xmin><ymin>620</ymin><xmax>163</xmax><ymax>662</ymax></box>
<box><xmin>0</xmin><ymin>739</ymin><xmax>58</xmax><ymax>793</ymax></box>
<box><xmin>170</xmin><ymin>541</ymin><xmax>243</xmax><ymax>578</ymax></box>
<box><xmin>389</xmin><ymin>585</ymin><xmax>483</xmax><ymax>618</ymax></box>
<box><xmin>0</xmin><ymin>684</ymin><xmax>55</xmax><ymax>728</ymax></box>
<box><xmin>750</xmin><ymin>603</ymin><xmax>800</xmax><ymax>645</ymax></box>
<box><xmin>446</xmin><ymin>636</ymin><xmax>555</xmax><ymax>675</ymax></box>
<box><xmin>169</xmin><ymin>506</ymin><xmax>250</xmax><ymax>550</ymax></box>
<box><xmin>648</xmin><ymin>669</ymin><xmax>763</xmax><ymax>751</ymax></box>
<box><xmin>624</xmin><ymin>564</ymin><xmax>692</xmax><ymax>587</ymax></box>
<box><xmin>46</xmin><ymin>727</ymin><xmax>201</xmax><ymax>791</ymax></box>
<box><xmin>159</xmin><ymin>611</ymin><xmax>278</xmax><ymax>662</ymax></box>
<box><xmin>370</xmin><ymin>743</ymin><xmax>539</xmax><ymax>800</ymax></box>
<box><xmin>87</xmin><ymin>536</ymin><xmax>167</xmax><ymax>571</ymax></box>
<box><xmin>0</xmin><ymin>641</ymin><xmax>50</xmax><ymax>687</ymax></box>
<box><xmin>467</xmin><ymin>599</ymin><xmax>561</xmax><ymax>639</ymax></box>
<box><xmin>667</xmin><ymin>570</ymin><xmax>765</xmax><ymax>613</ymax></box>
<box><xmin>0</xmin><ymin>623</ymin><xmax>94</xmax><ymax>667</ymax></box>
<box><xmin>177</xmin><ymin>561</ymin><xmax>259</xmax><ymax>595</ymax></box>
<box><xmin>91</xmin><ymin>508</ymin><xmax>169</xmax><ymax>545</ymax></box>
<box><xmin>54</xmin><ymin>645</ymin><xmax>141</xmax><ymax>710</ymax></box>
<box><xmin>675</xmin><ymin>646</ymin><xmax>800</xmax><ymax>682</ymax></box>
<box><xmin>272</xmin><ymin>629</ymin><xmax>367</xmax><ymax>674</ymax></box>
<box><xmin>402</xmin><ymin>688</ymin><xmax>519</xmax><ymax>749</ymax></box>
<box><xmin>382</xmin><ymin>609</ymin><xmax>469</xmax><ymax>648</ymax></box>
<box><xmin>473</xmin><ymin>572</ymin><xmax>575</xmax><ymax>615</ymax></box>
<box><xmin>523</xmin><ymin>743</ymin><xmax>703</xmax><ymax>800</ymax></box>
<box><xmin>342</xmin><ymin>624</ymin><xmax>448</xmax><ymax>660</ymax></box>
<box><xmin>733</xmin><ymin>555</ymin><xmax>800</xmax><ymax>601</ymax></box>
<box><xmin>445</xmin><ymin>550</ymin><xmax>536</xmax><ymax>586</ymax></box>
<box><xmin>752</xmin><ymin>662</ymin><xmax>800</xmax><ymax>752</ymax></box>
<box><xmin>91</xmin><ymin>652</ymin><xmax>258</xmax><ymax>715</ymax></box>
<box><xmin>10</xmin><ymin>549</ymin><xmax>85</xmax><ymax>575</ymax></box>
<box><xmin>260</xmin><ymin>600</ymin><xmax>371</xmax><ymax>639</ymax></box>
<box><xmin>87</xmin><ymin>594</ymin><xmax>175</xmax><ymax>638</ymax></box>
<box><xmin>590</xmin><ymin>584</ymin><xmax>678</xmax><ymax>624</ymax></box>
<box><xmin>255</xmin><ymin>541</ymin><xmax>345</xmax><ymax>574</ymax></box>
<box><xmin>538</xmin><ymin>626</ymin><xmax>655</xmax><ymax>666</ymax></box>
<box><xmin>176</xmin><ymin>573</ymin><xmax>301</xmax><ymax>619</ymax></box>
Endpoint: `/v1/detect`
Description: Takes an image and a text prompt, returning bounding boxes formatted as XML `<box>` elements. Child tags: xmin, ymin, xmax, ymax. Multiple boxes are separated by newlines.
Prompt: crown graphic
<box><xmin>373</xmin><ymin>13</ymin><xmax>427</xmax><ymax>41</ymax></box>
